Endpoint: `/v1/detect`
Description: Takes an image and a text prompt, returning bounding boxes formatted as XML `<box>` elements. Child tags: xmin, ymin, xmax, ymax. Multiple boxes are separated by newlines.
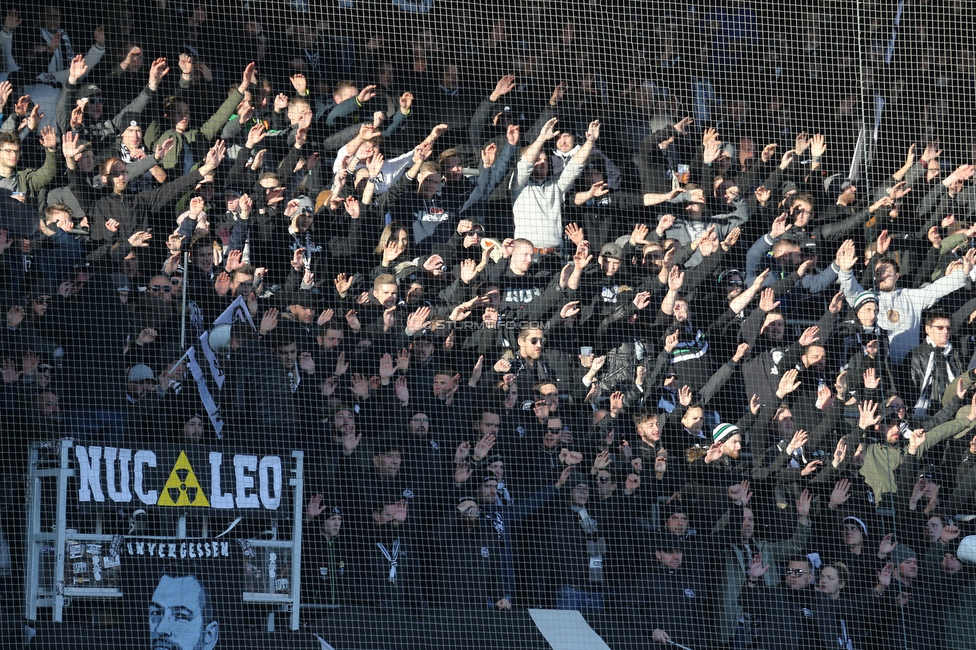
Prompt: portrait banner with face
<box><xmin>32</xmin><ymin>546</ymin><xmax>246</xmax><ymax>649</ymax></box>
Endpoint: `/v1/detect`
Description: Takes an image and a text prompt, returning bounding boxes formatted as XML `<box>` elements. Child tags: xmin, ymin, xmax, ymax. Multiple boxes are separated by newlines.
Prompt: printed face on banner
<box><xmin>149</xmin><ymin>574</ymin><xmax>219</xmax><ymax>650</ymax></box>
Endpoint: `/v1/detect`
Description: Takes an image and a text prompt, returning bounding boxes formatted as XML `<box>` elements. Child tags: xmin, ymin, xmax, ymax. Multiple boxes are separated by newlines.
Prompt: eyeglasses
<box><xmin>597</xmin><ymin>476</ymin><xmax>611</xmax><ymax>484</ymax></box>
<box><xmin>784</xmin><ymin>568</ymin><xmax>808</xmax><ymax>576</ymax></box>
<box><xmin>150</xmin><ymin>285</ymin><xmax>172</xmax><ymax>293</ymax></box>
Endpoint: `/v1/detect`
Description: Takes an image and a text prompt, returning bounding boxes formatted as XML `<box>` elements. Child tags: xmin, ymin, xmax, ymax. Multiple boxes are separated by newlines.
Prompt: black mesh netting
<box><xmin>1</xmin><ymin>1</ymin><xmax>976</xmax><ymax>649</ymax></box>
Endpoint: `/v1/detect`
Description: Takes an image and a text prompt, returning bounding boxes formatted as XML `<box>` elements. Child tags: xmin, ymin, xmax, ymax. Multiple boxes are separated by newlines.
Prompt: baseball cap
<box><xmin>600</xmin><ymin>242</ymin><xmax>624</xmax><ymax>260</ymax></box>
<box><xmin>77</xmin><ymin>84</ymin><xmax>102</xmax><ymax>99</ymax></box>
<box><xmin>126</xmin><ymin>364</ymin><xmax>155</xmax><ymax>383</ymax></box>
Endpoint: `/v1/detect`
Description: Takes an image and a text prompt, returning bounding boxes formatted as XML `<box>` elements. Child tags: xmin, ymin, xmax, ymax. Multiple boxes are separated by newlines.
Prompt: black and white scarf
<box><xmin>376</xmin><ymin>539</ymin><xmax>400</xmax><ymax>584</ymax></box>
<box><xmin>913</xmin><ymin>338</ymin><xmax>956</xmax><ymax>414</ymax></box>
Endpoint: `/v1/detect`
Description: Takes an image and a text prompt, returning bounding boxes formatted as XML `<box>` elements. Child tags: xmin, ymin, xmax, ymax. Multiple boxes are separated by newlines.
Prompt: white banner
<box><xmin>185</xmin><ymin>346</ymin><xmax>224</xmax><ymax>438</ymax></box>
<box><xmin>200</xmin><ymin>296</ymin><xmax>256</xmax><ymax>389</ymax></box>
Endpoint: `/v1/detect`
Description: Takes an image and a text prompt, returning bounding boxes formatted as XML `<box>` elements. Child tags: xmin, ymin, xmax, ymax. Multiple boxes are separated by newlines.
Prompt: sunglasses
<box><xmin>547</xmin><ymin>427</ymin><xmax>565</xmax><ymax>433</ymax></box>
<box><xmin>528</xmin><ymin>337</ymin><xmax>545</xmax><ymax>345</ymax></box>
<box><xmin>150</xmin><ymin>285</ymin><xmax>172</xmax><ymax>293</ymax></box>
<box><xmin>597</xmin><ymin>476</ymin><xmax>611</xmax><ymax>484</ymax></box>
<box><xmin>784</xmin><ymin>568</ymin><xmax>808</xmax><ymax>576</ymax></box>
<box><xmin>38</xmin><ymin>365</ymin><xmax>53</xmax><ymax>372</ymax></box>
<box><xmin>727</xmin><ymin>280</ymin><xmax>743</xmax><ymax>288</ymax></box>
<box><xmin>34</xmin><ymin>297</ymin><xmax>51</xmax><ymax>304</ymax></box>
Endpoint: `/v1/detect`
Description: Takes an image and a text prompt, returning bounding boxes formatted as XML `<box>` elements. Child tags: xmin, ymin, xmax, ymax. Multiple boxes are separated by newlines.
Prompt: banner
<box><xmin>185</xmin><ymin>346</ymin><xmax>225</xmax><ymax>438</ymax></box>
<box><xmin>72</xmin><ymin>444</ymin><xmax>289</xmax><ymax>512</ymax></box>
<box><xmin>200</xmin><ymin>295</ymin><xmax>257</xmax><ymax>390</ymax></box>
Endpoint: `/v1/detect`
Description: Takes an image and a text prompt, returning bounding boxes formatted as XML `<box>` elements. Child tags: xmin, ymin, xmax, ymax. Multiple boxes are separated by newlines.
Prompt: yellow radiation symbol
<box><xmin>157</xmin><ymin>451</ymin><xmax>210</xmax><ymax>507</ymax></box>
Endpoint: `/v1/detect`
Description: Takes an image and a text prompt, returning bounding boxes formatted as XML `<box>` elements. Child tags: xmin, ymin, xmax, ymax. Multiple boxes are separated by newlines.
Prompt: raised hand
<box><xmin>307</xmin><ymin>493</ymin><xmax>326</xmax><ymax>518</ymax></box>
<box><xmin>538</xmin><ymin>117</ymin><xmax>560</xmax><ymax>142</ymax></box>
<box><xmin>798</xmin><ymin>325</ymin><xmax>820</xmax><ymax>346</ymax></box>
<box><xmin>810</xmin><ymin>133</ymin><xmax>826</xmax><ymax>158</ymax></box>
<box><xmin>667</xmin><ymin>264</ymin><xmax>684</xmax><ymax>292</ymax></box>
<box><xmin>128</xmin><ymin>231</ymin><xmax>152</xmax><ymax>248</ymax></box>
<box><xmin>863</xmin><ymin>367</ymin><xmax>880</xmax><ymax>390</ymax></box>
<box><xmin>490</xmin><ymin>74</ymin><xmax>516</xmax><ymax>101</ymax></box>
<box><xmin>770</xmin><ymin>212</ymin><xmax>791</xmax><ymax>239</ymax></box>
<box><xmin>585</xmin><ymin>120</ymin><xmax>600</xmax><ymax>142</ymax></box>
<box><xmin>921</xmin><ymin>141</ymin><xmax>942</xmax><ymax>163</ymax></box>
<box><xmin>258</xmin><ymin>307</ymin><xmax>279</xmax><ymax>334</ymax></box>
<box><xmin>564</xmin><ymin>223</ymin><xmax>584</xmax><ymax>246</ymax></box>
<box><xmin>749</xmin><ymin>553</ymin><xmax>769</xmax><ymax>580</ymax></box>
<box><xmin>750</xmin><ymin>394</ymin><xmax>762</xmax><ymax>415</ymax></box>
<box><xmin>796</xmin><ymin>489</ymin><xmax>812</xmax><ymax>519</ymax></box>
<box><xmin>701</xmin><ymin>127</ymin><xmax>719</xmax><ymax>147</ymax></box>
<box><xmin>39</xmin><ymin>125</ymin><xmax>57</xmax><ymax>150</ymax></box>
<box><xmin>829</xmin><ymin>478</ymin><xmax>851</xmax><ymax>508</ymax></box>
<box><xmin>878</xmin><ymin>533</ymin><xmax>896</xmax><ymax>557</ymax></box>
<box><xmin>907</xmin><ymin>428</ymin><xmax>926</xmax><ymax>454</ymax></box>
<box><xmin>663</xmin><ymin>330</ymin><xmax>680</xmax><ymax>353</ymax></box>
<box><xmin>758</xmin><ymin>288</ymin><xmax>780</xmax><ymax>313</ymax></box>
<box><xmin>786</xmin><ymin>430</ymin><xmax>808</xmax><ymax>454</ymax></box>
<box><xmin>877</xmin><ymin>563</ymin><xmax>894</xmax><ymax>589</ymax></box>
<box><xmin>633</xmin><ymin>291</ymin><xmax>652</xmax><ymax>311</ymax></box>
<box><xmin>327</xmin><ymin>353</ymin><xmax>347</xmax><ymax>379</ymax></box>
<box><xmin>702</xmin><ymin>139</ymin><xmax>721</xmax><ymax>165</ymax></box>
<box><xmin>549</xmin><ymin>81</ymin><xmax>566</xmax><ymax>106</ymax></box>
<box><xmin>609</xmin><ymin>391</ymin><xmax>625</xmax><ymax>415</ymax></box>
<box><xmin>289</xmin><ymin>73</ymin><xmax>307</xmax><ymax>95</ymax></box>
<box><xmin>406</xmin><ymin>306</ymin><xmax>431</xmax><ymax>335</ymax></box>
<box><xmin>858</xmin><ymin>400</ymin><xmax>881</xmax><ymax>430</ymax></box>
<box><xmin>68</xmin><ymin>55</ymin><xmax>89</xmax><ymax>84</ymax></box>
<box><xmin>560</xmin><ymin>301</ymin><xmax>581</xmax><ymax>319</ymax></box>
<box><xmin>148</xmin><ymin>57</ymin><xmax>169</xmax><ymax>91</ymax></box>
<box><xmin>776</xmin><ymin>368</ymin><xmax>801</xmax><ymax>398</ymax></box>
<box><xmin>816</xmin><ymin>385</ymin><xmax>834</xmax><ymax>410</ymax></box>
<box><xmin>673</xmin><ymin>117</ymin><xmax>693</xmax><ymax>134</ymax></box>
<box><xmin>794</xmin><ymin>131</ymin><xmax>810</xmax><ymax>155</ymax></box>
<box><xmin>334</xmin><ymin>273</ymin><xmax>354</xmax><ymax>297</ymax></box>
<box><xmin>239</xmin><ymin>62</ymin><xmax>257</xmax><ymax>92</ymax></box>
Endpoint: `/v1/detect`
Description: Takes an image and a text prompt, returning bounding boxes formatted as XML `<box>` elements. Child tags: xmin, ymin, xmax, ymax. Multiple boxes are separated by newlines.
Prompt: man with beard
<box><xmin>658</xmin><ymin>265</ymin><xmax>718</xmax><ymax>391</ymax></box>
<box><xmin>631</xmin><ymin>535</ymin><xmax>710</xmax><ymax>647</ymax></box>
<box><xmin>835</xmin><ymin>239</ymin><xmax>973</xmax><ymax>364</ymax></box>
<box><xmin>441</xmin><ymin>495</ymin><xmax>514</xmax><ymax>611</ymax></box>
<box><xmin>740</xmin><ymin>287</ymin><xmax>797</xmax><ymax>408</ymax></box>
<box><xmin>739</xmin><ymin>555</ymin><xmax>820</xmax><ymax>650</ymax></box>
<box><xmin>713</xmin><ymin>491</ymin><xmax>812</xmax><ymax>647</ymax></box>
<box><xmin>511</xmin><ymin>118</ymin><xmax>600</xmax><ymax>254</ymax></box>
<box><xmin>905</xmin><ymin>312</ymin><xmax>964</xmax><ymax>420</ymax></box>
<box><xmin>353</xmin><ymin>493</ymin><xmax>426</xmax><ymax>614</ymax></box>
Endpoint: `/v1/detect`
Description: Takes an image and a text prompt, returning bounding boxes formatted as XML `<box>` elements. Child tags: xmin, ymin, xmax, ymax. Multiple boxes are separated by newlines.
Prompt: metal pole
<box><xmin>179</xmin><ymin>250</ymin><xmax>189</xmax><ymax>350</ymax></box>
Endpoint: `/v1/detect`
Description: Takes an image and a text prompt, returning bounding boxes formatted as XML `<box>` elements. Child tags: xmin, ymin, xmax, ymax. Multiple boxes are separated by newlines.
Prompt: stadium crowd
<box><xmin>1</xmin><ymin>1</ymin><xmax>976</xmax><ymax>649</ymax></box>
